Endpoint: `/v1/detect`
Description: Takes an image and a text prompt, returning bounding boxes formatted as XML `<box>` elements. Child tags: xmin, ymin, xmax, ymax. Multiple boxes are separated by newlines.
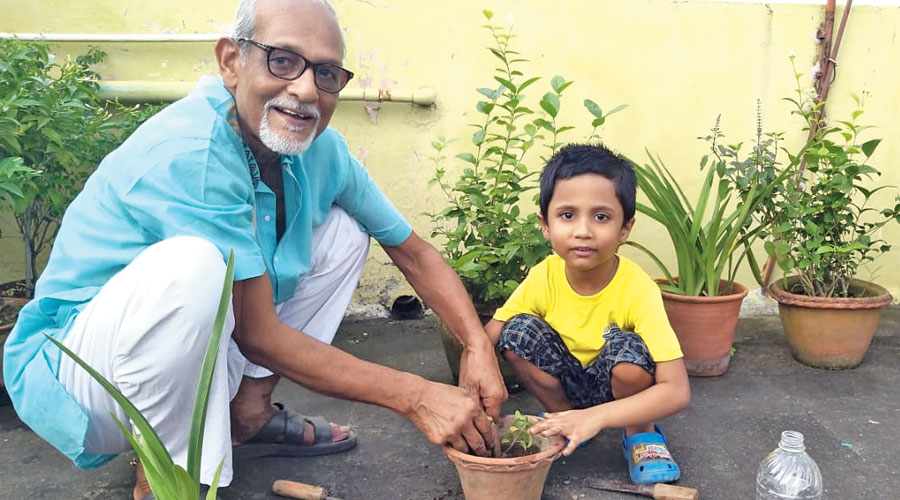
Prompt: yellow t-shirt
<box><xmin>493</xmin><ymin>254</ymin><xmax>683</xmax><ymax>366</ymax></box>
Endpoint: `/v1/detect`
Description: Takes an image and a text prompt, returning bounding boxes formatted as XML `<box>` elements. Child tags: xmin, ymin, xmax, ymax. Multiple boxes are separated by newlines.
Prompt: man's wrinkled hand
<box><xmin>458</xmin><ymin>338</ymin><xmax>508</xmax><ymax>420</ymax></box>
<box><xmin>406</xmin><ymin>380</ymin><xmax>497</xmax><ymax>457</ymax></box>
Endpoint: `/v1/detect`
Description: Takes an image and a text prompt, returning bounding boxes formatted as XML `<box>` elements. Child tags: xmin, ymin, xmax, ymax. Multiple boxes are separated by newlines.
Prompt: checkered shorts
<box><xmin>497</xmin><ymin>314</ymin><xmax>655</xmax><ymax>409</ymax></box>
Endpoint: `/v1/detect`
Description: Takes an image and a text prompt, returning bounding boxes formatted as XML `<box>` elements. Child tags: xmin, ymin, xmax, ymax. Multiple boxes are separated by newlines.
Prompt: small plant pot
<box><xmin>657</xmin><ymin>279</ymin><xmax>748</xmax><ymax>377</ymax></box>
<box><xmin>443</xmin><ymin>414</ymin><xmax>564</xmax><ymax>500</ymax></box>
<box><xmin>769</xmin><ymin>277</ymin><xmax>891</xmax><ymax>369</ymax></box>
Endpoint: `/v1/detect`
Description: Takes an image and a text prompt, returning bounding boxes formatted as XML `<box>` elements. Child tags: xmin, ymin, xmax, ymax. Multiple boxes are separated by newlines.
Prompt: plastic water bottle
<box><xmin>756</xmin><ymin>430</ymin><xmax>823</xmax><ymax>500</ymax></box>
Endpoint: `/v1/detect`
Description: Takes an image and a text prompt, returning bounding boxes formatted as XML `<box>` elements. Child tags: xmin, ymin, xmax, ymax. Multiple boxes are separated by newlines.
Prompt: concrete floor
<box><xmin>2</xmin><ymin>308</ymin><xmax>899</xmax><ymax>499</ymax></box>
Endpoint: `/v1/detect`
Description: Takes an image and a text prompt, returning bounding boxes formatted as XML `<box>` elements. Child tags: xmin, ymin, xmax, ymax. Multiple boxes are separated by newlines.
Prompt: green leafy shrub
<box><xmin>0</xmin><ymin>157</ymin><xmax>37</xmax><ymax>208</ymax></box>
<box><xmin>427</xmin><ymin>10</ymin><xmax>625</xmax><ymax>307</ymax></box>
<box><xmin>0</xmin><ymin>39</ymin><xmax>165</xmax><ymax>296</ymax></box>
<box><xmin>765</xmin><ymin>56</ymin><xmax>900</xmax><ymax>297</ymax></box>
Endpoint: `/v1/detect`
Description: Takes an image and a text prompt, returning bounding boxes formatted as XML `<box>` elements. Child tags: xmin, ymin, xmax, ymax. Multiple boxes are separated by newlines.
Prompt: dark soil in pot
<box><xmin>501</xmin><ymin>443</ymin><xmax>541</xmax><ymax>458</ymax></box>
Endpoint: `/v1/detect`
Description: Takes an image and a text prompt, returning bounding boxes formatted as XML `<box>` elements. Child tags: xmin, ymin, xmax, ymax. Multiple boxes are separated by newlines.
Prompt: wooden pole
<box><xmin>761</xmin><ymin>0</ymin><xmax>853</xmax><ymax>290</ymax></box>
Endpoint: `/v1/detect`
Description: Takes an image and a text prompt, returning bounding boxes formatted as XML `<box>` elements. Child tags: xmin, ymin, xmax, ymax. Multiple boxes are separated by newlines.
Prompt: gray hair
<box><xmin>231</xmin><ymin>0</ymin><xmax>344</xmax><ymax>61</ymax></box>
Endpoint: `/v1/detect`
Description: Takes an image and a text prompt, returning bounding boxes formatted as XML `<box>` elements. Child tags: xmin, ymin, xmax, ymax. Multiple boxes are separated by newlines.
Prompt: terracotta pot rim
<box><xmin>770</xmin><ymin>276</ymin><xmax>892</xmax><ymax>310</ymax></box>
<box><xmin>655</xmin><ymin>279</ymin><xmax>749</xmax><ymax>304</ymax></box>
<box><xmin>443</xmin><ymin>415</ymin><xmax>564</xmax><ymax>468</ymax></box>
<box><xmin>443</xmin><ymin>441</ymin><xmax>564</xmax><ymax>470</ymax></box>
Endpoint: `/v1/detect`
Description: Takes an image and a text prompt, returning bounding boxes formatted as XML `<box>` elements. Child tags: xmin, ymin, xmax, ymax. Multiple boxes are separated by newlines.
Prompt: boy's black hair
<box><xmin>539</xmin><ymin>143</ymin><xmax>636</xmax><ymax>225</ymax></box>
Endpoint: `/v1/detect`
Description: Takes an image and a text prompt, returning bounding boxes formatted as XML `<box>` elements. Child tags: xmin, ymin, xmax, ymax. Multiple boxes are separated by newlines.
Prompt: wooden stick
<box><xmin>760</xmin><ymin>0</ymin><xmax>853</xmax><ymax>290</ymax></box>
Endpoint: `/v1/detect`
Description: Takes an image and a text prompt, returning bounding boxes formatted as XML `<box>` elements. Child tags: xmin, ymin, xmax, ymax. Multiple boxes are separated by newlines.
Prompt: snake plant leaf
<box><xmin>206</xmin><ymin>460</ymin><xmax>224</xmax><ymax>500</ymax></box>
<box><xmin>187</xmin><ymin>250</ymin><xmax>235</xmax><ymax>483</ymax></box>
<box><xmin>112</xmin><ymin>421</ymin><xmax>176</xmax><ymax>500</ymax></box>
<box><xmin>46</xmin><ymin>336</ymin><xmax>177</xmax><ymax>473</ymax></box>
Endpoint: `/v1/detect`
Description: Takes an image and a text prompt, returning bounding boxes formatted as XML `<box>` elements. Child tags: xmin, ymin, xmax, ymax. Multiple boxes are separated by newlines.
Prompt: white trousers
<box><xmin>58</xmin><ymin>206</ymin><xmax>370</xmax><ymax>486</ymax></box>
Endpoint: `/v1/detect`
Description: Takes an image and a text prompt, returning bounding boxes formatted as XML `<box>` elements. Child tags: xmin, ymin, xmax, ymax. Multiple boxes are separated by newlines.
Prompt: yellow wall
<box><xmin>2</xmin><ymin>1</ymin><xmax>900</xmax><ymax>309</ymax></box>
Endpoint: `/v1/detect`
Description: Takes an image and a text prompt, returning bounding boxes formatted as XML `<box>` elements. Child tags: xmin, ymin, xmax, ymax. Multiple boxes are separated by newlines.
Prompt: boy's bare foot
<box><xmin>624</xmin><ymin>422</ymin><xmax>656</xmax><ymax>437</ymax></box>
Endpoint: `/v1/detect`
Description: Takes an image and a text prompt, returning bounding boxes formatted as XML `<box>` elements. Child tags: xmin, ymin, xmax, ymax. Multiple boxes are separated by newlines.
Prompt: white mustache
<box><xmin>264</xmin><ymin>98</ymin><xmax>320</xmax><ymax>121</ymax></box>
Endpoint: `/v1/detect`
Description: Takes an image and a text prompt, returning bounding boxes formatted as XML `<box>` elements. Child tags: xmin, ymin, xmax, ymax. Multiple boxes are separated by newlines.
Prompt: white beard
<box><xmin>259</xmin><ymin>98</ymin><xmax>320</xmax><ymax>155</ymax></box>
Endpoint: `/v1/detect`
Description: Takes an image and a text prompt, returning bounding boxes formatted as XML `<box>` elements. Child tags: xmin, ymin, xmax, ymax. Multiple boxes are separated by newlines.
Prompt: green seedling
<box><xmin>47</xmin><ymin>249</ymin><xmax>235</xmax><ymax>500</ymax></box>
<box><xmin>500</xmin><ymin>410</ymin><xmax>534</xmax><ymax>455</ymax></box>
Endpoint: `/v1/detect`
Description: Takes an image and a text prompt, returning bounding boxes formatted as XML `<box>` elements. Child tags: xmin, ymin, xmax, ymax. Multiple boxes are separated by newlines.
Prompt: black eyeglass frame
<box><xmin>235</xmin><ymin>37</ymin><xmax>354</xmax><ymax>94</ymax></box>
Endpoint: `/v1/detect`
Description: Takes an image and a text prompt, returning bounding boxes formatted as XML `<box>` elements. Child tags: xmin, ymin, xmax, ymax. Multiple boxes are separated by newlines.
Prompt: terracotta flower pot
<box><xmin>769</xmin><ymin>277</ymin><xmax>891</xmax><ymax>369</ymax></box>
<box><xmin>443</xmin><ymin>414</ymin><xmax>564</xmax><ymax>500</ymax></box>
<box><xmin>657</xmin><ymin>279</ymin><xmax>748</xmax><ymax>377</ymax></box>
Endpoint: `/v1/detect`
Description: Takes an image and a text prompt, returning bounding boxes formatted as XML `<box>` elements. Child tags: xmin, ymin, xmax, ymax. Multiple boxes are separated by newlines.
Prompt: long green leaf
<box><xmin>113</xmin><ymin>420</ymin><xmax>176</xmax><ymax>500</ymax></box>
<box><xmin>187</xmin><ymin>250</ymin><xmax>235</xmax><ymax>483</ymax></box>
<box><xmin>206</xmin><ymin>460</ymin><xmax>225</xmax><ymax>500</ymax></box>
<box><xmin>46</xmin><ymin>336</ymin><xmax>176</xmax><ymax>473</ymax></box>
<box><xmin>645</xmin><ymin>152</ymin><xmax>695</xmax><ymax>217</ymax></box>
<box><xmin>173</xmin><ymin>464</ymin><xmax>198</xmax><ymax>499</ymax></box>
<box><xmin>624</xmin><ymin>241</ymin><xmax>675</xmax><ymax>287</ymax></box>
<box><xmin>687</xmin><ymin>165</ymin><xmax>717</xmax><ymax>251</ymax></box>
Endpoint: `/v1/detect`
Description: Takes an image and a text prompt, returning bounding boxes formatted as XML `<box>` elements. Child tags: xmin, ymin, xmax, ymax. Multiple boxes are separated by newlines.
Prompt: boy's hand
<box><xmin>529</xmin><ymin>409</ymin><xmax>603</xmax><ymax>456</ymax></box>
<box><xmin>458</xmin><ymin>337</ymin><xmax>507</xmax><ymax>421</ymax></box>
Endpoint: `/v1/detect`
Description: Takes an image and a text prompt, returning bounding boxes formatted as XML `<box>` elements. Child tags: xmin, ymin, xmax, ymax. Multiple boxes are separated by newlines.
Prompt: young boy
<box><xmin>485</xmin><ymin>143</ymin><xmax>690</xmax><ymax>484</ymax></box>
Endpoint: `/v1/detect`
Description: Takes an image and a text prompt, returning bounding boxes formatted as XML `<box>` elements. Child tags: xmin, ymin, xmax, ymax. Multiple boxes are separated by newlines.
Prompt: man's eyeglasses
<box><xmin>235</xmin><ymin>38</ymin><xmax>354</xmax><ymax>94</ymax></box>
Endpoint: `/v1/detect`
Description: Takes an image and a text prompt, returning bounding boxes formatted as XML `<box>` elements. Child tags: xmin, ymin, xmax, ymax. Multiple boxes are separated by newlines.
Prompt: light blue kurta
<box><xmin>2</xmin><ymin>76</ymin><xmax>411</xmax><ymax>468</ymax></box>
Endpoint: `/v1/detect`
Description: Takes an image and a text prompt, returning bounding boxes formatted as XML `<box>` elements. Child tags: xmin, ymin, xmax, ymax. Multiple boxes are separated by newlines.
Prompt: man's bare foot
<box><xmin>133</xmin><ymin>460</ymin><xmax>151</xmax><ymax>500</ymax></box>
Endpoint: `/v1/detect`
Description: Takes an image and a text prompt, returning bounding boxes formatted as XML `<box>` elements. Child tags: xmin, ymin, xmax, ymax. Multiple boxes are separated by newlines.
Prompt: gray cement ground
<box><xmin>2</xmin><ymin>308</ymin><xmax>899</xmax><ymax>499</ymax></box>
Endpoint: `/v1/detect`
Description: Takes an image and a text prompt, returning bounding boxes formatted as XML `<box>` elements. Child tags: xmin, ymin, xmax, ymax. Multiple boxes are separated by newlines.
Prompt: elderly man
<box><xmin>2</xmin><ymin>0</ymin><xmax>507</xmax><ymax>498</ymax></box>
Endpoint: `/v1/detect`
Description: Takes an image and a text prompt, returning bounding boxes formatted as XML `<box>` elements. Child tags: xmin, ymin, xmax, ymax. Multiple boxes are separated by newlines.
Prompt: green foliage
<box><xmin>47</xmin><ymin>250</ymin><xmax>235</xmax><ymax>500</ymax></box>
<box><xmin>426</xmin><ymin>10</ymin><xmax>626</xmax><ymax>306</ymax></box>
<box><xmin>500</xmin><ymin>410</ymin><xmax>533</xmax><ymax>455</ymax></box>
<box><xmin>765</xmin><ymin>56</ymin><xmax>900</xmax><ymax>298</ymax></box>
<box><xmin>628</xmin><ymin>113</ymin><xmax>791</xmax><ymax>296</ymax></box>
<box><xmin>0</xmin><ymin>157</ymin><xmax>38</xmax><ymax>208</ymax></box>
<box><xmin>0</xmin><ymin>38</ymin><xmax>166</xmax><ymax>296</ymax></box>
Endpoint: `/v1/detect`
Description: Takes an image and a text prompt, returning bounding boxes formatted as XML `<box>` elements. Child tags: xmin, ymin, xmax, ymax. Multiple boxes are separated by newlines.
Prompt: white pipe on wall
<box><xmin>100</xmin><ymin>81</ymin><xmax>437</xmax><ymax>105</ymax></box>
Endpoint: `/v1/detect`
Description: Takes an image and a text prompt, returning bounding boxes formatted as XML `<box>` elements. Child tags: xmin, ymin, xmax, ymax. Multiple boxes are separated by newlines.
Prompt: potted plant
<box><xmin>626</xmin><ymin>113</ymin><xmax>791</xmax><ymax>376</ymax></box>
<box><xmin>764</xmin><ymin>57</ymin><xmax>900</xmax><ymax>369</ymax></box>
<box><xmin>427</xmin><ymin>11</ymin><xmax>624</xmax><ymax>386</ymax></box>
<box><xmin>443</xmin><ymin>411</ymin><xmax>564</xmax><ymax>500</ymax></box>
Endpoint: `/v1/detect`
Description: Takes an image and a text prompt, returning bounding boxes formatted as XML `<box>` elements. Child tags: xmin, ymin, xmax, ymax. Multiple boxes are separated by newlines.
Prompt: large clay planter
<box><xmin>657</xmin><ymin>279</ymin><xmax>748</xmax><ymax>377</ymax></box>
<box><xmin>443</xmin><ymin>414</ymin><xmax>564</xmax><ymax>500</ymax></box>
<box><xmin>769</xmin><ymin>277</ymin><xmax>891</xmax><ymax>369</ymax></box>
